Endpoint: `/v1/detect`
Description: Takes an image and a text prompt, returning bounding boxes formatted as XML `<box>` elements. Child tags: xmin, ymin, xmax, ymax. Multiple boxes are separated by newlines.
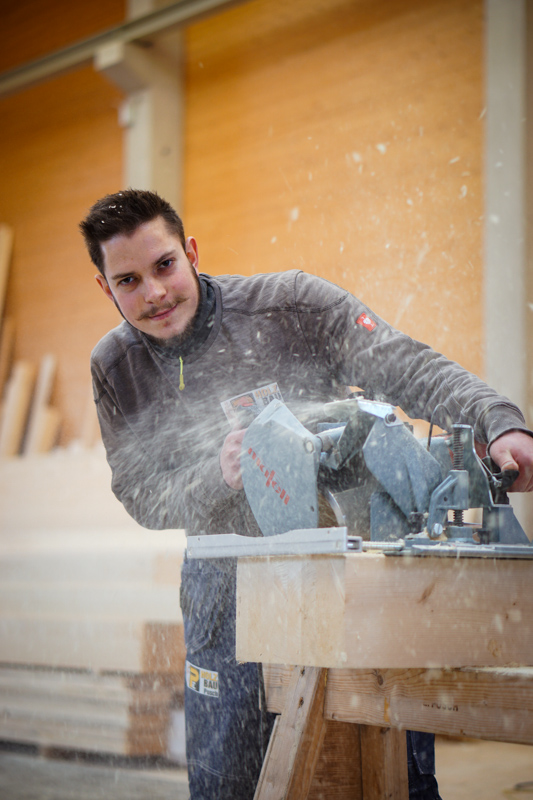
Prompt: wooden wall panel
<box><xmin>0</xmin><ymin>0</ymin><xmax>485</xmax><ymax>446</ymax></box>
<box><xmin>184</xmin><ymin>0</ymin><xmax>484</xmax><ymax>378</ymax></box>
<box><xmin>0</xmin><ymin>0</ymin><xmax>126</xmax><ymax>445</ymax></box>
<box><xmin>0</xmin><ymin>0</ymin><xmax>126</xmax><ymax>73</ymax></box>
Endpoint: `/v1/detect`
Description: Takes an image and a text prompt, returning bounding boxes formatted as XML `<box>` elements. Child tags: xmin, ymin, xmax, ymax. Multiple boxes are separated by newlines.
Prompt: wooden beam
<box><xmin>325</xmin><ymin>666</ymin><xmax>533</xmax><ymax>746</ymax></box>
<box><xmin>237</xmin><ymin>552</ymin><xmax>533</xmax><ymax>669</ymax></box>
<box><xmin>255</xmin><ymin>666</ymin><xmax>327</xmax><ymax>800</ymax></box>
<box><xmin>263</xmin><ymin>664</ymin><xmax>533</xmax><ymax>746</ymax></box>
<box><xmin>0</xmin><ymin>0</ymin><xmax>247</xmax><ymax>99</ymax></box>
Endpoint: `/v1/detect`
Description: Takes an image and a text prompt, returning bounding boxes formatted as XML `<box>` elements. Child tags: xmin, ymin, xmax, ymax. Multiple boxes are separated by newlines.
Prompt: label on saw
<box><xmin>221</xmin><ymin>382</ymin><xmax>283</xmax><ymax>424</ymax></box>
<box><xmin>186</xmin><ymin>660</ymin><xmax>219</xmax><ymax>698</ymax></box>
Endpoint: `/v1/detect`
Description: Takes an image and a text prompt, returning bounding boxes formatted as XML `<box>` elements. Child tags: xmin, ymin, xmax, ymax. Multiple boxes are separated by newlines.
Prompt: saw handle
<box><xmin>482</xmin><ymin>457</ymin><xmax>519</xmax><ymax>504</ymax></box>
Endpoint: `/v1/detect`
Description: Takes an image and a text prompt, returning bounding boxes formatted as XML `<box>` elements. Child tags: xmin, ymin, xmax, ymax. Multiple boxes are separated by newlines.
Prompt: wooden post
<box><xmin>254</xmin><ymin>666</ymin><xmax>327</xmax><ymax>800</ymax></box>
<box><xmin>360</xmin><ymin>724</ymin><xmax>408</xmax><ymax>800</ymax></box>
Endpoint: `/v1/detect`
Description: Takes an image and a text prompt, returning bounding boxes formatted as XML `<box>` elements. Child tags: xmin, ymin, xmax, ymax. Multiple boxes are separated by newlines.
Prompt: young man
<box><xmin>81</xmin><ymin>189</ymin><xmax>533</xmax><ymax>800</ymax></box>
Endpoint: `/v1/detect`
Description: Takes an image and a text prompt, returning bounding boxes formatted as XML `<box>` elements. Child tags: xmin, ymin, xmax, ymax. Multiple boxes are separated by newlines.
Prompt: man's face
<box><xmin>96</xmin><ymin>217</ymin><xmax>200</xmax><ymax>342</ymax></box>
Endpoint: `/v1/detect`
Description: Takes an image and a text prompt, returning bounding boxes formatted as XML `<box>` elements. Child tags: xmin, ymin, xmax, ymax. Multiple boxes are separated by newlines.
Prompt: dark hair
<box><xmin>79</xmin><ymin>189</ymin><xmax>186</xmax><ymax>275</ymax></box>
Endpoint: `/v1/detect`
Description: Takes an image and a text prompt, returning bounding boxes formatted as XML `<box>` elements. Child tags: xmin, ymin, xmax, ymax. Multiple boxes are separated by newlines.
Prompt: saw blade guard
<box><xmin>241</xmin><ymin>400</ymin><xmax>322</xmax><ymax>536</ymax></box>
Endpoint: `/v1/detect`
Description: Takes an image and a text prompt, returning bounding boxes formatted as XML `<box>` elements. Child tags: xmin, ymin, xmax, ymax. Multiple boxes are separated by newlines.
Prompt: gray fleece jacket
<box><xmin>91</xmin><ymin>270</ymin><xmax>528</xmax><ymax>535</ymax></box>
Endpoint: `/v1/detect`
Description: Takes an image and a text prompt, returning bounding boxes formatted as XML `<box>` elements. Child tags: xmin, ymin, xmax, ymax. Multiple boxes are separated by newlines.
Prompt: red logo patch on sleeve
<box><xmin>356</xmin><ymin>312</ymin><xmax>377</xmax><ymax>332</ymax></box>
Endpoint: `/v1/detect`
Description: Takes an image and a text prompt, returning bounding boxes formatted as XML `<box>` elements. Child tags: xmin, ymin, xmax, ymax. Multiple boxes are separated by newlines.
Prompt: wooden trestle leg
<box><xmin>254</xmin><ymin>665</ymin><xmax>409</xmax><ymax>800</ymax></box>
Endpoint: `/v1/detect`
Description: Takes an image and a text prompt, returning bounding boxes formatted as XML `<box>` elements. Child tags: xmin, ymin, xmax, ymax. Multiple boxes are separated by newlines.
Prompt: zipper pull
<box><xmin>179</xmin><ymin>356</ymin><xmax>185</xmax><ymax>390</ymax></box>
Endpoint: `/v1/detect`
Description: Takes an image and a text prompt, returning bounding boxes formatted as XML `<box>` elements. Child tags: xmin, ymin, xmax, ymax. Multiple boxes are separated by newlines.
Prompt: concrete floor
<box><xmin>0</xmin><ymin>746</ymin><xmax>189</xmax><ymax>800</ymax></box>
<box><xmin>435</xmin><ymin>738</ymin><xmax>533</xmax><ymax>800</ymax></box>
<box><xmin>0</xmin><ymin>738</ymin><xmax>531</xmax><ymax>799</ymax></box>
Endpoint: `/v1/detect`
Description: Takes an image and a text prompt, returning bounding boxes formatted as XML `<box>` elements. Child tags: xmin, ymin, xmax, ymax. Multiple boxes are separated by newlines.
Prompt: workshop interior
<box><xmin>0</xmin><ymin>1</ymin><xmax>532</xmax><ymax>798</ymax></box>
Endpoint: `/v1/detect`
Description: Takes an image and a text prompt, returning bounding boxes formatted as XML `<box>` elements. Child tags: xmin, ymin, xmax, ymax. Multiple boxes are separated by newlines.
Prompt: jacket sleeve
<box><xmin>92</xmin><ymin>365</ymin><xmax>238</xmax><ymax>532</ymax></box>
<box><xmin>293</xmin><ymin>271</ymin><xmax>529</xmax><ymax>447</ymax></box>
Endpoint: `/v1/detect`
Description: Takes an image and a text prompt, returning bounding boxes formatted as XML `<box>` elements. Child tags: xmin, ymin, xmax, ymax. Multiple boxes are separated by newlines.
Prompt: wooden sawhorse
<box><xmin>236</xmin><ymin>551</ymin><xmax>533</xmax><ymax>799</ymax></box>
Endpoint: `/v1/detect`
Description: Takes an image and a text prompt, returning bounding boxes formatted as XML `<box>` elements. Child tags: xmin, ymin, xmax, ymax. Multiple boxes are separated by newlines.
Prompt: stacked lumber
<box><xmin>0</xmin><ymin>353</ymin><xmax>61</xmax><ymax>456</ymax></box>
<box><xmin>0</xmin><ymin>225</ymin><xmax>62</xmax><ymax>456</ymax></box>
<box><xmin>0</xmin><ymin>449</ymin><xmax>188</xmax><ymax>758</ymax></box>
<box><xmin>0</xmin><ymin>668</ymin><xmax>181</xmax><ymax>756</ymax></box>
<box><xmin>0</xmin><ymin>530</ymin><xmax>185</xmax><ymax>673</ymax></box>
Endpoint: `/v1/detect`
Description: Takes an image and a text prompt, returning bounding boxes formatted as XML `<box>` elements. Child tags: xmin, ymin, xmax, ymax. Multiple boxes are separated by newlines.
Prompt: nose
<box><xmin>143</xmin><ymin>276</ymin><xmax>166</xmax><ymax>303</ymax></box>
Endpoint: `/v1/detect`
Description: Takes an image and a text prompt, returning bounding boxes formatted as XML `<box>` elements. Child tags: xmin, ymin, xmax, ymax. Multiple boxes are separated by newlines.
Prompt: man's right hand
<box><xmin>220</xmin><ymin>427</ymin><xmax>246</xmax><ymax>490</ymax></box>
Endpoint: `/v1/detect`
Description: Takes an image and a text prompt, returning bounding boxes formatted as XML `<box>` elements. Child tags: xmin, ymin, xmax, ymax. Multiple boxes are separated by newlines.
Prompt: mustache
<box><xmin>137</xmin><ymin>302</ymin><xmax>176</xmax><ymax>321</ymax></box>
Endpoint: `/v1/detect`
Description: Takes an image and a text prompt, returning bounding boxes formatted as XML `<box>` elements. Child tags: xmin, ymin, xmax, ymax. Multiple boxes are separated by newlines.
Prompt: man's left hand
<box><xmin>489</xmin><ymin>431</ymin><xmax>533</xmax><ymax>492</ymax></box>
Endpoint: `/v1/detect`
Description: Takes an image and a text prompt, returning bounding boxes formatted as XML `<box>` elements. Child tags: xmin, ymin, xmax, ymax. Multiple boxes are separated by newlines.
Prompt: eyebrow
<box><xmin>108</xmin><ymin>249</ymin><xmax>176</xmax><ymax>283</ymax></box>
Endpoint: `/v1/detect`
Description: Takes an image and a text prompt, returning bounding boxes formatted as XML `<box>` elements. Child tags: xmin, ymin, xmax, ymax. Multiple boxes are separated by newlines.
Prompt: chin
<box><xmin>145</xmin><ymin>320</ymin><xmax>195</xmax><ymax>347</ymax></box>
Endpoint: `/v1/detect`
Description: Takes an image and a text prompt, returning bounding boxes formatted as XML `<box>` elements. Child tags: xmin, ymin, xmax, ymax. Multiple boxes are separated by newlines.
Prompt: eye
<box><xmin>158</xmin><ymin>258</ymin><xmax>173</xmax><ymax>271</ymax></box>
<box><xmin>118</xmin><ymin>275</ymin><xmax>136</xmax><ymax>287</ymax></box>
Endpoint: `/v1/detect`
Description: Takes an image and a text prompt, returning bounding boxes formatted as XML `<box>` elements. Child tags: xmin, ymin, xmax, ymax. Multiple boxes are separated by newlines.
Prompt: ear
<box><xmin>185</xmin><ymin>236</ymin><xmax>199</xmax><ymax>273</ymax></box>
<box><xmin>95</xmin><ymin>273</ymin><xmax>115</xmax><ymax>303</ymax></box>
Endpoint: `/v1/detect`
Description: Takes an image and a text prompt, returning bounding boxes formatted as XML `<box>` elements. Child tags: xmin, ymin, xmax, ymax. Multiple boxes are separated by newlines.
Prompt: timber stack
<box><xmin>0</xmin><ymin>450</ymin><xmax>187</xmax><ymax>759</ymax></box>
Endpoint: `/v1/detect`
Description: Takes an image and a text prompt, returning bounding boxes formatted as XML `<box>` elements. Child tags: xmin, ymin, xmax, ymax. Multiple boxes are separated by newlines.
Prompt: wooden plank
<box><xmin>0</xmin><ymin>317</ymin><xmax>14</xmax><ymax>399</ymax></box>
<box><xmin>0</xmin><ymin>618</ymin><xmax>185</xmax><ymax>674</ymax></box>
<box><xmin>0</xmin><ymin>223</ymin><xmax>13</xmax><ymax>324</ymax></box>
<box><xmin>0</xmin><ymin>668</ymin><xmax>180</xmax><ymax>710</ymax></box>
<box><xmin>0</xmin><ymin>692</ymin><xmax>171</xmax><ymax>724</ymax></box>
<box><xmin>0</xmin><ymin>582</ymin><xmax>182</xmax><ymax>621</ymax></box>
<box><xmin>23</xmin><ymin>354</ymin><xmax>58</xmax><ymax>454</ymax></box>
<box><xmin>0</xmin><ymin>360</ymin><xmax>36</xmax><ymax>456</ymax></box>
<box><xmin>360</xmin><ymin>724</ymin><xmax>408</xmax><ymax>800</ymax></box>
<box><xmin>0</xmin><ymin>712</ymin><xmax>170</xmax><ymax>756</ymax></box>
<box><xmin>237</xmin><ymin>553</ymin><xmax>533</xmax><ymax>668</ymax></box>
<box><xmin>255</xmin><ymin>666</ymin><xmax>327</xmax><ymax>800</ymax></box>
<box><xmin>24</xmin><ymin>405</ymin><xmax>61</xmax><ymax>453</ymax></box>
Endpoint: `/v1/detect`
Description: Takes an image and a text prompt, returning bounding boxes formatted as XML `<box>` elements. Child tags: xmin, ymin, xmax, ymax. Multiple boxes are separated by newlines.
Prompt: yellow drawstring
<box><xmin>179</xmin><ymin>357</ymin><xmax>185</xmax><ymax>390</ymax></box>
